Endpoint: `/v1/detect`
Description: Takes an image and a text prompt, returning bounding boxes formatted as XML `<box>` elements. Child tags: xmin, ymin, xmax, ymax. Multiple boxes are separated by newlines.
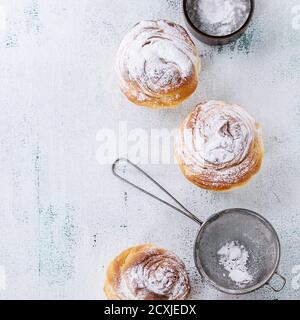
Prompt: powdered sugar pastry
<box><xmin>116</xmin><ymin>20</ymin><xmax>199</xmax><ymax>99</ymax></box>
<box><xmin>117</xmin><ymin>248</ymin><xmax>190</xmax><ymax>300</ymax></box>
<box><xmin>176</xmin><ymin>101</ymin><xmax>262</xmax><ymax>188</ymax></box>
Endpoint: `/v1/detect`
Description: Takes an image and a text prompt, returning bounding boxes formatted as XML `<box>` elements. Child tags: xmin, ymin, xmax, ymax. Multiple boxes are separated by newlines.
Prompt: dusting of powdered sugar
<box><xmin>218</xmin><ymin>241</ymin><xmax>253</xmax><ymax>286</ymax></box>
<box><xmin>197</xmin><ymin>110</ymin><xmax>251</xmax><ymax>165</ymax></box>
<box><xmin>117</xmin><ymin>248</ymin><xmax>190</xmax><ymax>300</ymax></box>
<box><xmin>116</xmin><ymin>20</ymin><xmax>199</xmax><ymax>97</ymax></box>
<box><xmin>176</xmin><ymin>101</ymin><xmax>261</xmax><ymax>189</ymax></box>
<box><xmin>186</xmin><ymin>0</ymin><xmax>251</xmax><ymax>36</ymax></box>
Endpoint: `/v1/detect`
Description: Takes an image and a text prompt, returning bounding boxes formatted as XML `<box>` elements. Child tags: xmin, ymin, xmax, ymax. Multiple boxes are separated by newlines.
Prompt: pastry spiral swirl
<box><xmin>116</xmin><ymin>20</ymin><xmax>200</xmax><ymax>108</ymax></box>
<box><xmin>176</xmin><ymin>101</ymin><xmax>264</xmax><ymax>191</ymax></box>
<box><xmin>104</xmin><ymin>244</ymin><xmax>190</xmax><ymax>300</ymax></box>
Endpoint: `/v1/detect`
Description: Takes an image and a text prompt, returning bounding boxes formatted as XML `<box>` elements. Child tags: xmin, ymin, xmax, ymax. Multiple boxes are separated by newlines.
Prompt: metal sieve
<box><xmin>112</xmin><ymin>158</ymin><xmax>286</xmax><ymax>295</ymax></box>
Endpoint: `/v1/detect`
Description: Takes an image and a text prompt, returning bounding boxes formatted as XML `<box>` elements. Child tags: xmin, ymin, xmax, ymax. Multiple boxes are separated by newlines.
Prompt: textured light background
<box><xmin>0</xmin><ymin>0</ymin><xmax>300</xmax><ymax>300</ymax></box>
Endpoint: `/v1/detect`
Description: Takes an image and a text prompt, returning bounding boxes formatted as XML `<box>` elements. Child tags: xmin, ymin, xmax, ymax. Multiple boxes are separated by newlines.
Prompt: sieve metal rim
<box><xmin>193</xmin><ymin>208</ymin><xmax>281</xmax><ymax>295</ymax></box>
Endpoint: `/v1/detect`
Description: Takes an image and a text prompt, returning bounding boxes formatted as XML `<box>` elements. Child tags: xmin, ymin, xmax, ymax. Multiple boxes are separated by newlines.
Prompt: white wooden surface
<box><xmin>0</xmin><ymin>0</ymin><xmax>300</xmax><ymax>299</ymax></box>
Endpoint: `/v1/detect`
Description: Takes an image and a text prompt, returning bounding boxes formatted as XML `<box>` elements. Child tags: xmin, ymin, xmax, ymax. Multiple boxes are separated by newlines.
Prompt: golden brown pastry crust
<box><xmin>116</xmin><ymin>20</ymin><xmax>200</xmax><ymax>109</ymax></box>
<box><xmin>104</xmin><ymin>244</ymin><xmax>190</xmax><ymax>300</ymax></box>
<box><xmin>175</xmin><ymin>101</ymin><xmax>264</xmax><ymax>191</ymax></box>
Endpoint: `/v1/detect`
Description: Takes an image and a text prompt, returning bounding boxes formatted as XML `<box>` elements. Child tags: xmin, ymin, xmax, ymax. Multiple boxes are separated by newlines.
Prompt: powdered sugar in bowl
<box><xmin>183</xmin><ymin>0</ymin><xmax>255</xmax><ymax>45</ymax></box>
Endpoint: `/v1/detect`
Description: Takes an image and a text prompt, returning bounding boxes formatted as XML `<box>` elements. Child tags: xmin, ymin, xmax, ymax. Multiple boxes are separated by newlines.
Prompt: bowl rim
<box><xmin>193</xmin><ymin>208</ymin><xmax>281</xmax><ymax>295</ymax></box>
<box><xmin>183</xmin><ymin>0</ymin><xmax>255</xmax><ymax>41</ymax></box>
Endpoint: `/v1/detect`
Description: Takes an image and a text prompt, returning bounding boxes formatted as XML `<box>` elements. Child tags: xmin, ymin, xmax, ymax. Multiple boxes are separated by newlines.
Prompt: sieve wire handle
<box><xmin>112</xmin><ymin>158</ymin><xmax>203</xmax><ymax>226</ymax></box>
<box><xmin>265</xmin><ymin>271</ymin><xmax>286</xmax><ymax>293</ymax></box>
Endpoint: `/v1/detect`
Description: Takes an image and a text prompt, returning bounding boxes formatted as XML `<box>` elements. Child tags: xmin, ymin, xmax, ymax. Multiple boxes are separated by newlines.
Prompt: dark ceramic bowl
<box><xmin>183</xmin><ymin>0</ymin><xmax>255</xmax><ymax>45</ymax></box>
